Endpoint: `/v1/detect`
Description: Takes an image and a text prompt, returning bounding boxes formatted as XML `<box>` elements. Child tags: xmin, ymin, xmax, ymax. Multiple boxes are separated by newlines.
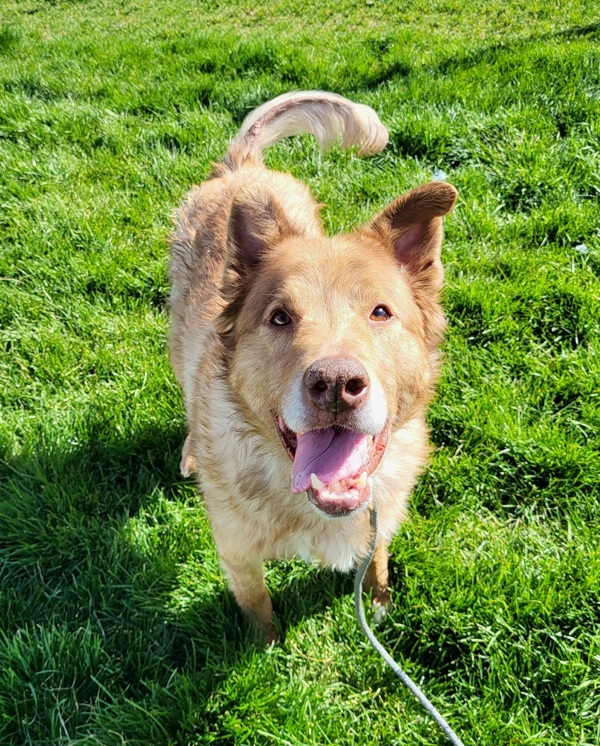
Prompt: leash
<box><xmin>354</xmin><ymin>506</ymin><xmax>466</xmax><ymax>746</ymax></box>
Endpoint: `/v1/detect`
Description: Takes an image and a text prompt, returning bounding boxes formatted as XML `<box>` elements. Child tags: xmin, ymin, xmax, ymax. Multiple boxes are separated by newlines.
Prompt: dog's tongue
<box><xmin>291</xmin><ymin>427</ymin><xmax>369</xmax><ymax>493</ymax></box>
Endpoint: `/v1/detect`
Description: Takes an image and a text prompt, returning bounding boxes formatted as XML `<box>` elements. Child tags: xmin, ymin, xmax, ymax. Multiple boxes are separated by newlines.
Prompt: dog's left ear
<box><xmin>366</xmin><ymin>182</ymin><xmax>457</xmax><ymax>294</ymax></box>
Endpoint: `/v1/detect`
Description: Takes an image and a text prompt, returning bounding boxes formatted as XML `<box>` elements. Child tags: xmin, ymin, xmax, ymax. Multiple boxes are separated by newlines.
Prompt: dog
<box><xmin>168</xmin><ymin>91</ymin><xmax>457</xmax><ymax>643</ymax></box>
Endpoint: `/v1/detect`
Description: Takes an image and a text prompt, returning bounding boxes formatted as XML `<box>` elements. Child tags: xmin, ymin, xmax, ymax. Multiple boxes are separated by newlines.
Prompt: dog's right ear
<box><xmin>219</xmin><ymin>184</ymin><xmax>296</xmax><ymax>347</ymax></box>
<box><xmin>227</xmin><ymin>183</ymin><xmax>296</xmax><ymax>274</ymax></box>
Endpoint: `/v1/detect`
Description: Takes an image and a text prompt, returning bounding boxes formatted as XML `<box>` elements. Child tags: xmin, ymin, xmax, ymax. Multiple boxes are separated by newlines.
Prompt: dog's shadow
<box><xmin>0</xmin><ymin>422</ymin><xmax>359</xmax><ymax>688</ymax></box>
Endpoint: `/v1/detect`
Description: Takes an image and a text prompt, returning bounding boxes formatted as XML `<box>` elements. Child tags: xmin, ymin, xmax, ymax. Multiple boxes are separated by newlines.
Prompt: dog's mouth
<box><xmin>275</xmin><ymin>416</ymin><xmax>389</xmax><ymax>518</ymax></box>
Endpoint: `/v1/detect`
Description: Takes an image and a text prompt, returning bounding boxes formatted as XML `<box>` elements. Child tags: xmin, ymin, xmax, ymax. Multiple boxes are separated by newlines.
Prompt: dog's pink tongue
<box><xmin>291</xmin><ymin>428</ymin><xmax>369</xmax><ymax>493</ymax></box>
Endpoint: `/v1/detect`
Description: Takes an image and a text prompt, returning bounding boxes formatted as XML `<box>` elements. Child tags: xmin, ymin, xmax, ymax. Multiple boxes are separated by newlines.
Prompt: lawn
<box><xmin>1</xmin><ymin>1</ymin><xmax>599</xmax><ymax>744</ymax></box>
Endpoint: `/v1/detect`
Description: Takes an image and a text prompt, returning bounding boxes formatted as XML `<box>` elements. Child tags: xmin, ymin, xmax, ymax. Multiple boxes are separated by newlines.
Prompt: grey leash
<box><xmin>354</xmin><ymin>506</ymin><xmax>466</xmax><ymax>746</ymax></box>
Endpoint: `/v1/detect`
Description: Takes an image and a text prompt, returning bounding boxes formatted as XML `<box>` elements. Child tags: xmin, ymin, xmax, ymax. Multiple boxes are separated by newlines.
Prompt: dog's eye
<box><xmin>270</xmin><ymin>310</ymin><xmax>292</xmax><ymax>326</ymax></box>
<box><xmin>370</xmin><ymin>306</ymin><xmax>392</xmax><ymax>321</ymax></box>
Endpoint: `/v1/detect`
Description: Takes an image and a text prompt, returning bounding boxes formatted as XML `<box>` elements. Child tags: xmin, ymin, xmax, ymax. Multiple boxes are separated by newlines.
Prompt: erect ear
<box><xmin>218</xmin><ymin>184</ymin><xmax>297</xmax><ymax>347</ymax></box>
<box><xmin>227</xmin><ymin>183</ymin><xmax>296</xmax><ymax>274</ymax></box>
<box><xmin>366</xmin><ymin>181</ymin><xmax>457</xmax><ymax>294</ymax></box>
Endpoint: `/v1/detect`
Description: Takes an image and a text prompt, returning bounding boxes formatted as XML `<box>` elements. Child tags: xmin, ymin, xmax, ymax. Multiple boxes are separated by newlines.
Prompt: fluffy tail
<box><xmin>222</xmin><ymin>91</ymin><xmax>389</xmax><ymax>170</ymax></box>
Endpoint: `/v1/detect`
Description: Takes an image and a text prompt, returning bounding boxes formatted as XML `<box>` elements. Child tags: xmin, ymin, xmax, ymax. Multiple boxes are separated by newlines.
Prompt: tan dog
<box><xmin>168</xmin><ymin>91</ymin><xmax>457</xmax><ymax>643</ymax></box>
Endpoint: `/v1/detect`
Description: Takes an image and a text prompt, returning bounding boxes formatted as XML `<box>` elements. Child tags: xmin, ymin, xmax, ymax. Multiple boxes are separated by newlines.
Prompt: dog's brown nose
<box><xmin>303</xmin><ymin>357</ymin><xmax>369</xmax><ymax>414</ymax></box>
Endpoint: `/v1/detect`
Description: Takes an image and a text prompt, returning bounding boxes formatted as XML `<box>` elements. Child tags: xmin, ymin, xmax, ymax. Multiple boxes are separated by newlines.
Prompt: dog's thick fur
<box><xmin>168</xmin><ymin>91</ymin><xmax>457</xmax><ymax>642</ymax></box>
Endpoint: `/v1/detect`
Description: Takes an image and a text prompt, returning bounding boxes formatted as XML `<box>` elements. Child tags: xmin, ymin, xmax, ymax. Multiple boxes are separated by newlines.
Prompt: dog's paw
<box><xmin>180</xmin><ymin>435</ymin><xmax>198</xmax><ymax>477</ymax></box>
<box><xmin>179</xmin><ymin>435</ymin><xmax>198</xmax><ymax>479</ymax></box>
<box><xmin>264</xmin><ymin>625</ymin><xmax>279</xmax><ymax>646</ymax></box>
<box><xmin>371</xmin><ymin>593</ymin><xmax>392</xmax><ymax>625</ymax></box>
<box><xmin>180</xmin><ymin>453</ymin><xmax>198</xmax><ymax>478</ymax></box>
<box><xmin>254</xmin><ymin>619</ymin><xmax>279</xmax><ymax>646</ymax></box>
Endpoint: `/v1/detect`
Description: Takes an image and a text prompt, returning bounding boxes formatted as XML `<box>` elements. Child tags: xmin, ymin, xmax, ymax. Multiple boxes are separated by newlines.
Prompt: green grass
<box><xmin>1</xmin><ymin>1</ymin><xmax>600</xmax><ymax>744</ymax></box>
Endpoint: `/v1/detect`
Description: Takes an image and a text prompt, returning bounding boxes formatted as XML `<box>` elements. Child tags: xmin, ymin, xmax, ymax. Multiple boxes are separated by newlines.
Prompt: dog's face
<box><xmin>219</xmin><ymin>182</ymin><xmax>457</xmax><ymax>517</ymax></box>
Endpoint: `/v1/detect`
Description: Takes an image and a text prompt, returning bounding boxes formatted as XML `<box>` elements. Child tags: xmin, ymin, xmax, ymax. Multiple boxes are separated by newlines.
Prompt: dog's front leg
<box><xmin>219</xmin><ymin>551</ymin><xmax>277</xmax><ymax>644</ymax></box>
<box><xmin>363</xmin><ymin>538</ymin><xmax>392</xmax><ymax>615</ymax></box>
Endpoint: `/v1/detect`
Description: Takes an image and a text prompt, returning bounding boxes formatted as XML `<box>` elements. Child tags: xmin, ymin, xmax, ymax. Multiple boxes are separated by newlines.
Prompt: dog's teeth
<box><xmin>356</xmin><ymin>471</ymin><xmax>368</xmax><ymax>489</ymax></box>
<box><xmin>310</xmin><ymin>473</ymin><xmax>326</xmax><ymax>491</ymax></box>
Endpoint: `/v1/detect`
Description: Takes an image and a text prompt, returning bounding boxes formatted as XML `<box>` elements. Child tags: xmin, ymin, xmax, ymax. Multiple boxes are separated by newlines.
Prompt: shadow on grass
<box><xmin>0</xmin><ymin>421</ymin><xmax>362</xmax><ymax>741</ymax></box>
<box><xmin>0</xmin><ymin>420</ymin><xmax>361</xmax><ymax>661</ymax></box>
<box><xmin>435</xmin><ymin>21</ymin><xmax>600</xmax><ymax>75</ymax></box>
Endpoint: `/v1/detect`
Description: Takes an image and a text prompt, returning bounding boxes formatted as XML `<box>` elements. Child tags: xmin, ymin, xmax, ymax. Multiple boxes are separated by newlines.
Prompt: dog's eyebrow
<box><xmin>242</xmin><ymin>291</ymin><xmax>296</xmax><ymax>326</ymax></box>
<box><xmin>263</xmin><ymin>290</ymin><xmax>291</xmax><ymax>308</ymax></box>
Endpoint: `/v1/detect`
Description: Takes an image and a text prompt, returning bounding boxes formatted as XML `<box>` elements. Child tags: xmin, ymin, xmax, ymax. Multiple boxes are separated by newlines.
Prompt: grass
<box><xmin>1</xmin><ymin>0</ymin><xmax>599</xmax><ymax>744</ymax></box>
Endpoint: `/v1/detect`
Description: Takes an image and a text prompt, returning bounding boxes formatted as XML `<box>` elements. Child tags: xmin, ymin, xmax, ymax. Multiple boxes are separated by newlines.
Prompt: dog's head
<box><xmin>218</xmin><ymin>181</ymin><xmax>457</xmax><ymax>517</ymax></box>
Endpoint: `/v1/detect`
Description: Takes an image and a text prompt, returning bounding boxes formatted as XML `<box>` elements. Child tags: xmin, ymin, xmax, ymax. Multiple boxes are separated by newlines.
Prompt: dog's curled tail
<box><xmin>222</xmin><ymin>91</ymin><xmax>389</xmax><ymax>170</ymax></box>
